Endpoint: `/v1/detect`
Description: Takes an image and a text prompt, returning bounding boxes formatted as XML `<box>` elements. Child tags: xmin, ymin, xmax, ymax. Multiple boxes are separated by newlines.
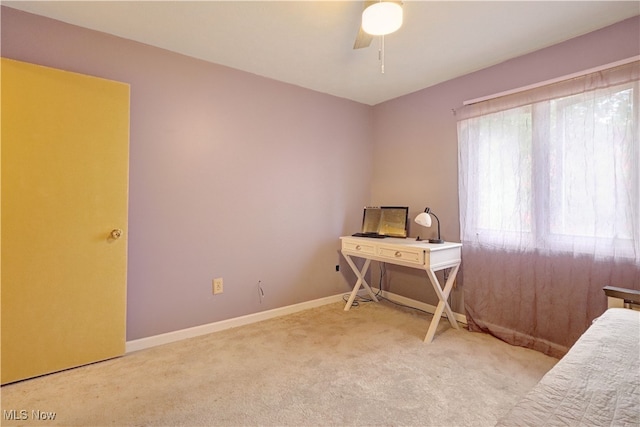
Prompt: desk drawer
<box><xmin>342</xmin><ymin>240</ymin><xmax>376</xmax><ymax>255</ymax></box>
<box><xmin>377</xmin><ymin>246</ymin><xmax>424</xmax><ymax>265</ymax></box>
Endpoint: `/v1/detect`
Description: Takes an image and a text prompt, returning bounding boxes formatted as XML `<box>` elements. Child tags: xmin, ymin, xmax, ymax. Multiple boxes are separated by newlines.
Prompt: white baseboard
<box><xmin>125</xmin><ymin>294</ymin><xmax>344</xmax><ymax>353</ymax></box>
<box><xmin>126</xmin><ymin>290</ymin><xmax>467</xmax><ymax>354</ymax></box>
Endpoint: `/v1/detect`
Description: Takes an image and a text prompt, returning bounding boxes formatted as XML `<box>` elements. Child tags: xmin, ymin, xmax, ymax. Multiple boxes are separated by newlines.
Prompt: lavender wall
<box><xmin>1</xmin><ymin>7</ymin><xmax>373</xmax><ymax>340</ymax></box>
<box><xmin>3</xmin><ymin>6</ymin><xmax>638</xmax><ymax>339</ymax></box>
<box><xmin>370</xmin><ymin>16</ymin><xmax>640</xmax><ymax>311</ymax></box>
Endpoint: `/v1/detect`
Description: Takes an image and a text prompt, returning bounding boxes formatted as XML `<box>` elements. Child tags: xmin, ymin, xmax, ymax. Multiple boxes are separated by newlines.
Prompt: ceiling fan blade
<box><xmin>353</xmin><ymin>0</ymin><xmax>376</xmax><ymax>49</ymax></box>
<box><xmin>353</xmin><ymin>27</ymin><xmax>374</xmax><ymax>49</ymax></box>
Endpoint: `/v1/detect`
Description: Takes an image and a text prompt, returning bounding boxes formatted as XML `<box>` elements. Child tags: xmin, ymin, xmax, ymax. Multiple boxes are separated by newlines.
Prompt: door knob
<box><xmin>110</xmin><ymin>229</ymin><xmax>123</xmax><ymax>240</ymax></box>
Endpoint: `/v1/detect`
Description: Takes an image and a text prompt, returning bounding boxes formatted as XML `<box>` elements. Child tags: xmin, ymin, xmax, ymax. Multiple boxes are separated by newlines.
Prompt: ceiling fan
<box><xmin>353</xmin><ymin>0</ymin><xmax>403</xmax><ymax>49</ymax></box>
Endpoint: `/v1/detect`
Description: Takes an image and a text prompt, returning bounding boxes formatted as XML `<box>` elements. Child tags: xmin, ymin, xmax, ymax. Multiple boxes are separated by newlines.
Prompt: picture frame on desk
<box><xmin>361</xmin><ymin>206</ymin><xmax>409</xmax><ymax>238</ymax></box>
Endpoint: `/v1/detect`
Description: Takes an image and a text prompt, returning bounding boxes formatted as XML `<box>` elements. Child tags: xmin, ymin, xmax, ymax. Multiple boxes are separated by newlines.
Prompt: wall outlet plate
<box><xmin>213</xmin><ymin>277</ymin><xmax>223</xmax><ymax>294</ymax></box>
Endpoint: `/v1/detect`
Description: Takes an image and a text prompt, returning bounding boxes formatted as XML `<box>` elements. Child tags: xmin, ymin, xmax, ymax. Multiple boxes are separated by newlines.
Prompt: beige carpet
<box><xmin>0</xmin><ymin>300</ymin><xmax>557</xmax><ymax>426</ymax></box>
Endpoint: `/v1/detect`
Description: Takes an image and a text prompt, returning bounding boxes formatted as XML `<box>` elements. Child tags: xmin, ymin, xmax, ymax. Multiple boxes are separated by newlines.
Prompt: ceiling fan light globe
<box><xmin>362</xmin><ymin>2</ymin><xmax>403</xmax><ymax>36</ymax></box>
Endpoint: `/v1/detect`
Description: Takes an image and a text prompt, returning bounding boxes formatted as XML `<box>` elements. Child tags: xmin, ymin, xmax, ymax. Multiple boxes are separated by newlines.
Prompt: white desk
<box><xmin>340</xmin><ymin>236</ymin><xmax>462</xmax><ymax>343</ymax></box>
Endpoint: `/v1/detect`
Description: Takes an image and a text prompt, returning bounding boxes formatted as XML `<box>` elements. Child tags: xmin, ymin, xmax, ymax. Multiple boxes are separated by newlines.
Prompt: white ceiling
<box><xmin>4</xmin><ymin>1</ymin><xmax>639</xmax><ymax>105</ymax></box>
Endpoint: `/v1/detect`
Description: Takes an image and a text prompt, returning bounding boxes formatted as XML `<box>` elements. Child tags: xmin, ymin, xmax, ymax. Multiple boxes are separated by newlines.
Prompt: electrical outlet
<box><xmin>213</xmin><ymin>277</ymin><xmax>223</xmax><ymax>294</ymax></box>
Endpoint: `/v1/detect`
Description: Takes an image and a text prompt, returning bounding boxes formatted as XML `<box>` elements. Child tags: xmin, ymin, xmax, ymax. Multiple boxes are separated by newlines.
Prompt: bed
<box><xmin>496</xmin><ymin>307</ymin><xmax>640</xmax><ymax>426</ymax></box>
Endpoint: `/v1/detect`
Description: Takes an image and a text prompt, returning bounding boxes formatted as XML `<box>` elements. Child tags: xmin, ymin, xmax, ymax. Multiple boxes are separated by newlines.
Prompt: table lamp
<box><xmin>415</xmin><ymin>207</ymin><xmax>444</xmax><ymax>243</ymax></box>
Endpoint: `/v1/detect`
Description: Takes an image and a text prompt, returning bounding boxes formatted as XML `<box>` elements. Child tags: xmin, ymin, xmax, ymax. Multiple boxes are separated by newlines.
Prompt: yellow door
<box><xmin>1</xmin><ymin>58</ymin><xmax>129</xmax><ymax>384</ymax></box>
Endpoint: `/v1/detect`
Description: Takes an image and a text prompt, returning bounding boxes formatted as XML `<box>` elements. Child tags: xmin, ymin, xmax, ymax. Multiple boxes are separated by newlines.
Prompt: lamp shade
<box><xmin>414</xmin><ymin>212</ymin><xmax>432</xmax><ymax>227</ymax></box>
<box><xmin>362</xmin><ymin>2</ymin><xmax>403</xmax><ymax>36</ymax></box>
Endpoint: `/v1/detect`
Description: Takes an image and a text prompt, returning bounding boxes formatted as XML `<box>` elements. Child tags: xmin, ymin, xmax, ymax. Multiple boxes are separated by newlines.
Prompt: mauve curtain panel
<box><xmin>457</xmin><ymin>61</ymin><xmax>640</xmax><ymax>357</ymax></box>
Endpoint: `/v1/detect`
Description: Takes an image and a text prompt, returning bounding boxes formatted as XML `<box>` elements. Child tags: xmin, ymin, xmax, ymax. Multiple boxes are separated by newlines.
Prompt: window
<box><xmin>458</xmin><ymin>61</ymin><xmax>639</xmax><ymax>262</ymax></box>
<box><xmin>547</xmin><ymin>86</ymin><xmax>636</xmax><ymax>242</ymax></box>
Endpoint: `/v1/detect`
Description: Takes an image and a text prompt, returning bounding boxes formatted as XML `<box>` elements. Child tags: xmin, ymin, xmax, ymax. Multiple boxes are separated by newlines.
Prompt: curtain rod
<box><xmin>463</xmin><ymin>55</ymin><xmax>640</xmax><ymax>106</ymax></box>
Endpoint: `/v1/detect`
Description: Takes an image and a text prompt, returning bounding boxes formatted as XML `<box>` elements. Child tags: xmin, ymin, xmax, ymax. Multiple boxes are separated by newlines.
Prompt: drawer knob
<box><xmin>356</xmin><ymin>245</ymin><xmax>361</xmax><ymax>250</ymax></box>
<box><xmin>395</xmin><ymin>251</ymin><xmax>402</xmax><ymax>257</ymax></box>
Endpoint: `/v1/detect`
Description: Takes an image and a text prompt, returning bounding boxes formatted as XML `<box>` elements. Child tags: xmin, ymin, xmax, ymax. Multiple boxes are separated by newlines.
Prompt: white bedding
<box><xmin>497</xmin><ymin>308</ymin><xmax>640</xmax><ymax>426</ymax></box>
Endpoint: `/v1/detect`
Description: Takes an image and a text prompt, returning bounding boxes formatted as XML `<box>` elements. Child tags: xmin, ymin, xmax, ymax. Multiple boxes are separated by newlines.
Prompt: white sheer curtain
<box><xmin>457</xmin><ymin>61</ymin><xmax>639</xmax><ymax>357</ymax></box>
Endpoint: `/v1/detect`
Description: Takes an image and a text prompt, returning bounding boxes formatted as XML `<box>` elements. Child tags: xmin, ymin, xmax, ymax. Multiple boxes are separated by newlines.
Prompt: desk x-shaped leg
<box><xmin>423</xmin><ymin>263</ymin><xmax>461</xmax><ymax>343</ymax></box>
<box><xmin>343</xmin><ymin>254</ymin><xmax>379</xmax><ymax>311</ymax></box>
